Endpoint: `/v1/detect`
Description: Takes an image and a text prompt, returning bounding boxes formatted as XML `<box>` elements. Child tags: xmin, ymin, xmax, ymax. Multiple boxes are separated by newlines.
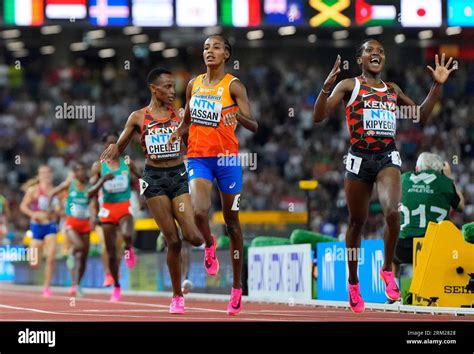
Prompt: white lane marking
<box><xmin>0</xmin><ymin>304</ymin><xmax>59</xmax><ymax>315</ymax></box>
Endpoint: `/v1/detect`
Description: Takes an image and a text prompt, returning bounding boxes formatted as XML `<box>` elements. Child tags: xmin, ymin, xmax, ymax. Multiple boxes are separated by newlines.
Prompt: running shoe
<box><xmin>204</xmin><ymin>235</ymin><xmax>219</xmax><ymax>276</ymax></box>
<box><xmin>66</xmin><ymin>253</ymin><xmax>75</xmax><ymax>270</ymax></box>
<box><xmin>169</xmin><ymin>296</ymin><xmax>185</xmax><ymax>314</ymax></box>
<box><xmin>110</xmin><ymin>286</ymin><xmax>121</xmax><ymax>302</ymax></box>
<box><xmin>103</xmin><ymin>273</ymin><xmax>114</xmax><ymax>287</ymax></box>
<box><xmin>181</xmin><ymin>279</ymin><xmax>193</xmax><ymax>295</ymax></box>
<box><xmin>380</xmin><ymin>269</ymin><xmax>401</xmax><ymax>301</ymax></box>
<box><xmin>42</xmin><ymin>288</ymin><xmax>53</xmax><ymax>298</ymax></box>
<box><xmin>68</xmin><ymin>285</ymin><xmax>76</xmax><ymax>296</ymax></box>
<box><xmin>125</xmin><ymin>247</ymin><xmax>136</xmax><ymax>269</ymax></box>
<box><xmin>227</xmin><ymin>287</ymin><xmax>243</xmax><ymax>315</ymax></box>
<box><xmin>76</xmin><ymin>286</ymin><xmax>84</xmax><ymax>298</ymax></box>
<box><xmin>348</xmin><ymin>283</ymin><xmax>365</xmax><ymax>313</ymax></box>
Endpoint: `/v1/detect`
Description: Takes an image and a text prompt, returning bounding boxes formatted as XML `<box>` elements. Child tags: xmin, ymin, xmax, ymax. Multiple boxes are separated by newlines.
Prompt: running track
<box><xmin>0</xmin><ymin>284</ymin><xmax>472</xmax><ymax>322</ymax></box>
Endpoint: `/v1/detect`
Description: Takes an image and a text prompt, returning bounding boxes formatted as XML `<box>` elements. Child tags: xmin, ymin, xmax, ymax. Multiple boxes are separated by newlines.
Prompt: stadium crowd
<box><xmin>0</xmin><ymin>49</ymin><xmax>472</xmax><ymax>243</ymax></box>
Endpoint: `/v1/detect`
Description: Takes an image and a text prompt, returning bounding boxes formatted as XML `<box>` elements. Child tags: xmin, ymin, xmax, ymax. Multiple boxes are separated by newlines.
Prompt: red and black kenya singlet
<box><xmin>344</xmin><ymin>76</ymin><xmax>398</xmax><ymax>151</ymax></box>
<box><xmin>140</xmin><ymin>106</ymin><xmax>181</xmax><ymax>160</ymax></box>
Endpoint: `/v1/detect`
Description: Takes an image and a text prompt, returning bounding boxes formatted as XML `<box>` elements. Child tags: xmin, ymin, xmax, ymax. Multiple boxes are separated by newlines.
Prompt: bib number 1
<box><xmin>345</xmin><ymin>153</ymin><xmax>362</xmax><ymax>175</ymax></box>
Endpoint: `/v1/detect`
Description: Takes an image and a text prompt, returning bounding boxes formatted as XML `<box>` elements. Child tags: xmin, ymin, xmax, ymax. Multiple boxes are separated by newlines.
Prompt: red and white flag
<box><xmin>46</xmin><ymin>0</ymin><xmax>87</xmax><ymax>20</ymax></box>
<box><xmin>401</xmin><ymin>0</ymin><xmax>442</xmax><ymax>27</ymax></box>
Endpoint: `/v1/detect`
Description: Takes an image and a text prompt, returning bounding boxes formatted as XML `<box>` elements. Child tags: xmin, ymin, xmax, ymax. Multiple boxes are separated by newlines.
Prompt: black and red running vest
<box><xmin>344</xmin><ymin>76</ymin><xmax>398</xmax><ymax>151</ymax></box>
<box><xmin>140</xmin><ymin>106</ymin><xmax>181</xmax><ymax>160</ymax></box>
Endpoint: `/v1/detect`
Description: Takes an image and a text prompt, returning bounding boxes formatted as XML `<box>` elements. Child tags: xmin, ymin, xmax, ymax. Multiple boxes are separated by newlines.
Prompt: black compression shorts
<box><xmin>140</xmin><ymin>163</ymin><xmax>189</xmax><ymax>200</ymax></box>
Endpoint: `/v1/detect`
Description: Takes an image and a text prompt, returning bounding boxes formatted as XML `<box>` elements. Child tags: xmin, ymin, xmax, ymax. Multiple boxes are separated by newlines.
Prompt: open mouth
<box><xmin>370</xmin><ymin>57</ymin><xmax>381</xmax><ymax>65</ymax></box>
<box><xmin>206</xmin><ymin>55</ymin><xmax>215</xmax><ymax>60</ymax></box>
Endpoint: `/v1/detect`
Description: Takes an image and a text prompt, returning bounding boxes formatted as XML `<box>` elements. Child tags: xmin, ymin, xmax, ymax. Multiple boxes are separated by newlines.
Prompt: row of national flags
<box><xmin>1</xmin><ymin>0</ymin><xmax>473</xmax><ymax>27</ymax></box>
<box><xmin>1</xmin><ymin>0</ymin><xmax>169</xmax><ymax>26</ymax></box>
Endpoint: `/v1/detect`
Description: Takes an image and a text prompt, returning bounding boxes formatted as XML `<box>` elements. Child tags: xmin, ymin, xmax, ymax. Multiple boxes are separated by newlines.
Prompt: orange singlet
<box><xmin>187</xmin><ymin>73</ymin><xmax>240</xmax><ymax>158</ymax></box>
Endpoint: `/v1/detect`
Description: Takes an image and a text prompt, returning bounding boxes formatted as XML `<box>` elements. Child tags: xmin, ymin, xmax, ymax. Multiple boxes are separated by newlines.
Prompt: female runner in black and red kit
<box><xmin>313</xmin><ymin>39</ymin><xmax>456</xmax><ymax>313</ymax></box>
<box><xmin>100</xmin><ymin>68</ymin><xmax>217</xmax><ymax>314</ymax></box>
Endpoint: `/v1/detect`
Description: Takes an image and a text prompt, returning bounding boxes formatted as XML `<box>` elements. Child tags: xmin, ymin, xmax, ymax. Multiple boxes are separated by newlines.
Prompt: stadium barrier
<box><xmin>20</xmin><ymin>212</ymin><xmax>309</xmax><ymax>249</ymax></box>
<box><xmin>317</xmin><ymin>240</ymin><xmax>388</xmax><ymax>303</ymax></box>
<box><xmin>248</xmin><ymin>244</ymin><xmax>312</xmax><ymax>301</ymax></box>
<box><xmin>11</xmin><ymin>250</ymin><xmax>236</xmax><ymax>293</ymax></box>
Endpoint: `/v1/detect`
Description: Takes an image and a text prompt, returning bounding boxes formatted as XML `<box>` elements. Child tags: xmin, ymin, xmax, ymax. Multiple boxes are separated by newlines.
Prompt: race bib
<box><xmin>363</xmin><ymin>109</ymin><xmax>396</xmax><ymax>137</ymax></box>
<box><xmin>103</xmin><ymin>175</ymin><xmax>128</xmax><ymax>194</ymax></box>
<box><xmin>231</xmin><ymin>194</ymin><xmax>241</xmax><ymax>211</ymax></box>
<box><xmin>346</xmin><ymin>153</ymin><xmax>362</xmax><ymax>175</ymax></box>
<box><xmin>38</xmin><ymin>195</ymin><xmax>58</xmax><ymax>211</ymax></box>
<box><xmin>189</xmin><ymin>96</ymin><xmax>222</xmax><ymax>128</ymax></box>
<box><xmin>139</xmin><ymin>178</ymin><xmax>149</xmax><ymax>195</ymax></box>
<box><xmin>145</xmin><ymin>131</ymin><xmax>180</xmax><ymax>160</ymax></box>
<box><xmin>390</xmin><ymin>151</ymin><xmax>402</xmax><ymax>166</ymax></box>
<box><xmin>98</xmin><ymin>207</ymin><xmax>110</xmax><ymax>218</ymax></box>
<box><xmin>71</xmin><ymin>203</ymin><xmax>90</xmax><ymax>219</ymax></box>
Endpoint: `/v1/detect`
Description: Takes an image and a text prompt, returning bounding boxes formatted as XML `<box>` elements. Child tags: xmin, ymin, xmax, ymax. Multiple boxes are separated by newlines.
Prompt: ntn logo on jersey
<box><xmin>191</xmin><ymin>97</ymin><xmax>222</xmax><ymax>110</ymax></box>
<box><xmin>147</xmin><ymin>133</ymin><xmax>172</xmax><ymax>144</ymax></box>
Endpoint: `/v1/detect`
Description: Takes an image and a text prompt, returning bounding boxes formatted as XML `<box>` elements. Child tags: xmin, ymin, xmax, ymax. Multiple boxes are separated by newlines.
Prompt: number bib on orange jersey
<box><xmin>189</xmin><ymin>94</ymin><xmax>223</xmax><ymax>128</ymax></box>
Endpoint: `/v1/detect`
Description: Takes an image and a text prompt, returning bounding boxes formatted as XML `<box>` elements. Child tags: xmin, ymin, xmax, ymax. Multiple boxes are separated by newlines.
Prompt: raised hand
<box><xmin>427</xmin><ymin>53</ymin><xmax>457</xmax><ymax>85</ymax></box>
<box><xmin>100</xmin><ymin>143</ymin><xmax>119</xmax><ymax>162</ymax></box>
<box><xmin>323</xmin><ymin>55</ymin><xmax>342</xmax><ymax>91</ymax></box>
<box><xmin>103</xmin><ymin>172</ymin><xmax>115</xmax><ymax>182</ymax></box>
<box><xmin>167</xmin><ymin>131</ymin><xmax>180</xmax><ymax>148</ymax></box>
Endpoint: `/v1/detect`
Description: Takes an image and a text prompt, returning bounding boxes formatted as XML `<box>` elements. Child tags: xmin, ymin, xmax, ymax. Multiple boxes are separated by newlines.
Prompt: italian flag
<box><xmin>221</xmin><ymin>0</ymin><xmax>261</xmax><ymax>27</ymax></box>
<box><xmin>4</xmin><ymin>0</ymin><xmax>44</xmax><ymax>26</ymax></box>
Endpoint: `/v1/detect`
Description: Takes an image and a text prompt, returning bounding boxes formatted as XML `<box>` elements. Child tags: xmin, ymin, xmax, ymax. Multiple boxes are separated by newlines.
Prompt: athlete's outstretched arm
<box><xmin>87</xmin><ymin>161</ymin><xmax>114</xmax><ymax>198</ymax></box>
<box><xmin>101</xmin><ymin>111</ymin><xmax>141</xmax><ymax>162</ymax></box>
<box><xmin>20</xmin><ymin>187</ymin><xmax>51</xmax><ymax>223</ymax></box>
<box><xmin>393</xmin><ymin>53</ymin><xmax>456</xmax><ymax>125</ymax></box>
<box><xmin>229</xmin><ymin>79</ymin><xmax>258</xmax><ymax>132</ymax></box>
<box><xmin>313</xmin><ymin>56</ymin><xmax>352</xmax><ymax>122</ymax></box>
<box><xmin>49</xmin><ymin>171</ymin><xmax>73</xmax><ymax>199</ymax></box>
<box><xmin>20</xmin><ymin>187</ymin><xmax>35</xmax><ymax>219</ymax></box>
<box><xmin>47</xmin><ymin>175</ymin><xmax>72</xmax><ymax>210</ymax></box>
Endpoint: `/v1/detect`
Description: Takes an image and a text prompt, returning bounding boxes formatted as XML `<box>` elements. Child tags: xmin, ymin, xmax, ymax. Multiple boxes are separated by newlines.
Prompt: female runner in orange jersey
<box><xmin>170</xmin><ymin>35</ymin><xmax>258</xmax><ymax>315</ymax></box>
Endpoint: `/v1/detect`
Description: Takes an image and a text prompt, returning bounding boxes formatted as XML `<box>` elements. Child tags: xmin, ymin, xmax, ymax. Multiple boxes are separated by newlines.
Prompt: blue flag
<box><xmin>89</xmin><ymin>0</ymin><xmax>129</xmax><ymax>26</ymax></box>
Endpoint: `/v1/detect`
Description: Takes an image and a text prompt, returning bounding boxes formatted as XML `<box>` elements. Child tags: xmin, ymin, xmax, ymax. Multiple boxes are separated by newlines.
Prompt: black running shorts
<box><xmin>140</xmin><ymin>164</ymin><xmax>189</xmax><ymax>200</ymax></box>
<box><xmin>345</xmin><ymin>143</ymin><xmax>402</xmax><ymax>184</ymax></box>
